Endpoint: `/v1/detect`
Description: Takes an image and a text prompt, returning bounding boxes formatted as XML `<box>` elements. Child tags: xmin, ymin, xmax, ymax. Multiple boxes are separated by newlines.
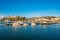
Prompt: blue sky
<box><xmin>0</xmin><ymin>0</ymin><xmax>60</xmax><ymax>18</ymax></box>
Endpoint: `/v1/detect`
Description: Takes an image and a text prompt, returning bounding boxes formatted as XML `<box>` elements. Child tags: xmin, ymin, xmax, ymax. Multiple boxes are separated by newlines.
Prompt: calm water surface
<box><xmin>0</xmin><ymin>24</ymin><xmax>60</xmax><ymax>40</ymax></box>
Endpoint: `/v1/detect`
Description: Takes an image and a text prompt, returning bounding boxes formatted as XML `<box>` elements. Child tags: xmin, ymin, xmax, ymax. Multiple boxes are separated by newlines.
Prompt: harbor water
<box><xmin>0</xmin><ymin>23</ymin><xmax>60</xmax><ymax>40</ymax></box>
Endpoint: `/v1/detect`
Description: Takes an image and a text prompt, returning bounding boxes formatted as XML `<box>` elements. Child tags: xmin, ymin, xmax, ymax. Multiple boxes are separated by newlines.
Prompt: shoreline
<box><xmin>0</xmin><ymin>16</ymin><xmax>60</xmax><ymax>26</ymax></box>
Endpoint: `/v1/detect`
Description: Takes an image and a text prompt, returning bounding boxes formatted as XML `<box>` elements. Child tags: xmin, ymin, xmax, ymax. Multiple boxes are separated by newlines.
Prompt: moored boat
<box><xmin>31</xmin><ymin>22</ymin><xmax>36</xmax><ymax>26</ymax></box>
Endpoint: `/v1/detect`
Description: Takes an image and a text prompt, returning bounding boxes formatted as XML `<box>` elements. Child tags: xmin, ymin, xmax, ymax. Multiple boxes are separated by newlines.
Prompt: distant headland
<box><xmin>0</xmin><ymin>16</ymin><xmax>60</xmax><ymax>26</ymax></box>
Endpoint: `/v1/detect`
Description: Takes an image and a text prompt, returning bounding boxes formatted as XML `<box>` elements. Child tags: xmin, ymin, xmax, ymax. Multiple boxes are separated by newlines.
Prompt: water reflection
<box><xmin>56</xmin><ymin>24</ymin><xmax>60</xmax><ymax>28</ymax></box>
<box><xmin>40</xmin><ymin>25</ymin><xmax>48</xmax><ymax>30</ymax></box>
